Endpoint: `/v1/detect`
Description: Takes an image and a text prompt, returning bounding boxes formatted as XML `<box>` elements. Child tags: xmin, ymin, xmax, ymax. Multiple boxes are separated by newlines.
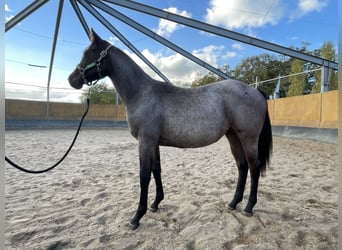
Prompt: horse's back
<box><xmin>158</xmin><ymin>79</ymin><xmax>266</xmax><ymax>122</ymax></box>
<box><xmin>214</xmin><ymin>79</ymin><xmax>267</xmax><ymax>127</ymax></box>
<box><xmin>153</xmin><ymin>79</ymin><xmax>266</xmax><ymax>148</ymax></box>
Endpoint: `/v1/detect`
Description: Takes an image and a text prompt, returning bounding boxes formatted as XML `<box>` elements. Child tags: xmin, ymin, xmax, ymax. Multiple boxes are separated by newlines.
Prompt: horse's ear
<box><xmin>89</xmin><ymin>28</ymin><xmax>102</xmax><ymax>46</ymax></box>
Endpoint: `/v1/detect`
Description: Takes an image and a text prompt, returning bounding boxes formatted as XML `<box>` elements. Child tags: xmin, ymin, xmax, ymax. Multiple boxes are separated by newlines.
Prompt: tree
<box><xmin>80</xmin><ymin>82</ymin><xmax>121</xmax><ymax>104</ymax></box>
<box><xmin>287</xmin><ymin>59</ymin><xmax>306</xmax><ymax>96</ymax></box>
<box><xmin>234</xmin><ymin>54</ymin><xmax>291</xmax><ymax>97</ymax></box>
<box><xmin>192</xmin><ymin>71</ymin><xmax>219</xmax><ymax>87</ymax></box>
<box><xmin>191</xmin><ymin>65</ymin><xmax>233</xmax><ymax>87</ymax></box>
<box><xmin>311</xmin><ymin>41</ymin><xmax>338</xmax><ymax>93</ymax></box>
<box><xmin>286</xmin><ymin>42</ymin><xmax>320</xmax><ymax>96</ymax></box>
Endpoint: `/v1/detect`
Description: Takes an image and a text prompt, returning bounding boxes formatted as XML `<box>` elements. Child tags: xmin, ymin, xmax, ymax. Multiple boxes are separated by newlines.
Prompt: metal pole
<box><xmin>320</xmin><ymin>66</ymin><xmax>329</xmax><ymax>93</ymax></box>
<box><xmin>104</xmin><ymin>0</ymin><xmax>338</xmax><ymax>70</ymax></box>
<box><xmin>115</xmin><ymin>92</ymin><xmax>119</xmax><ymax>121</ymax></box>
<box><xmin>5</xmin><ymin>0</ymin><xmax>49</xmax><ymax>31</ymax></box>
<box><xmin>273</xmin><ymin>75</ymin><xmax>281</xmax><ymax>99</ymax></box>
<box><xmin>78</xmin><ymin>0</ymin><xmax>170</xmax><ymax>82</ymax></box>
<box><xmin>46</xmin><ymin>0</ymin><xmax>64</xmax><ymax>117</ymax></box>
<box><xmin>87</xmin><ymin>0</ymin><xmax>230</xmax><ymax>80</ymax></box>
<box><xmin>70</xmin><ymin>0</ymin><xmax>91</xmax><ymax>38</ymax></box>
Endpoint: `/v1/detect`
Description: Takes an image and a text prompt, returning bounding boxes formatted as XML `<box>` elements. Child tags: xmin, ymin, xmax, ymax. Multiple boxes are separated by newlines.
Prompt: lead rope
<box><xmin>5</xmin><ymin>96</ymin><xmax>91</xmax><ymax>174</ymax></box>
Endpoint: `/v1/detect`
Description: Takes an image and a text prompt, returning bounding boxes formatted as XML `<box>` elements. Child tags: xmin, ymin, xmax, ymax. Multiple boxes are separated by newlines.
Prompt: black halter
<box><xmin>77</xmin><ymin>44</ymin><xmax>113</xmax><ymax>86</ymax></box>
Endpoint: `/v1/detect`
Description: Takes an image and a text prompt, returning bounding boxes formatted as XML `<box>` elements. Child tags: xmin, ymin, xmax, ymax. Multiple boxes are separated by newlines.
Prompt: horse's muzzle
<box><xmin>68</xmin><ymin>70</ymin><xmax>83</xmax><ymax>89</ymax></box>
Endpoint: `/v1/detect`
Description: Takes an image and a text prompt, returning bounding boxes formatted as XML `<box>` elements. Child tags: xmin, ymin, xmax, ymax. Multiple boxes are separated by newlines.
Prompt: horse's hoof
<box><xmin>228</xmin><ymin>204</ymin><xmax>236</xmax><ymax>211</ymax></box>
<box><xmin>128</xmin><ymin>221</ymin><xmax>139</xmax><ymax>230</ymax></box>
<box><xmin>242</xmin><ymin>210</ymin><xmax>253</xmax><ymax>217</ymax></box>
<box><xmin>150</xmin><ymin>207</ymin><xmax>158</xmax><ymax>213</ymax></box>
<box><xmin>150</xmin><ymin>203</ymin><xmax>159</xmax><ymax>212</ymax></box>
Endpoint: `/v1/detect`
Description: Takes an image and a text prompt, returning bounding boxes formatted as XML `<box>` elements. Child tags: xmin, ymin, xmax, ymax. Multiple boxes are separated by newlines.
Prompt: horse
<box><xmin>68</xmin><ymin>29</ymin><xmax>272</xmax><ymax>230</ymax></box>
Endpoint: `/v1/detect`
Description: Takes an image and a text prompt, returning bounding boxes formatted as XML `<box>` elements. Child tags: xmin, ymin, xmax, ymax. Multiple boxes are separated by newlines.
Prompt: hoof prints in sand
<box><xmin>5</xmin><ymin>129</ymin><xmax>337</xmax><ymax>249</ymax></box>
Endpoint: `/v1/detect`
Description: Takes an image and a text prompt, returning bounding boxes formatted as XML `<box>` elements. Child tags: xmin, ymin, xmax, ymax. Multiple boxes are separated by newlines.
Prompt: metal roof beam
<box><xmin>70</xmin><ymin>0</ymin><xmax>91</xmax><ymax>39</ymax></box>
<box><xmin>46</xmin><ymin>0</ymin><xmax>65</xmax><ymax>116</ymax></box>
<box><xmin>5</xmin><ymin>0</ymin><xmax>49</xmax><ymax>32</ymax></box>
<box><xmin>103</xmin><ymin>0</ymin><xmax>338</xmax><ymax>70</ymax></box>
<box><xmin>87</xmin><ymin>0</ymin><xmax>229</xmax><ymax>79</ymax></box>
<box><xmin>78</xmin><ymin>0</ymin><xmax>170</xmax><ymax>82</ymax></box>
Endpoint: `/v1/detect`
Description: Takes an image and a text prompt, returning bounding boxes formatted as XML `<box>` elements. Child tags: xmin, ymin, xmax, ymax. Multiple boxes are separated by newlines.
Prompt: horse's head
<box><xmin>68</xmin><ymin>29</ymin><xmax>112</xmax><ymax>89</ymax></box>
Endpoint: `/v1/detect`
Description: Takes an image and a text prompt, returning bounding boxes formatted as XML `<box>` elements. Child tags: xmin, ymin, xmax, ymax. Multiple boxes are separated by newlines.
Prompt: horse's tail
<box><xmin>258</xmin><ymin>90</ymin><xmax>273</xmax><ymax>176</ymax></box>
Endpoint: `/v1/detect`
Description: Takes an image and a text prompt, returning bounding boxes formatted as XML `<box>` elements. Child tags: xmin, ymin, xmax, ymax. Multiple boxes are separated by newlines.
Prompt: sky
<box><xmin>4</xmin><ymin>0</ymin><xmax>338</xmax><ymax>103</ymax></box>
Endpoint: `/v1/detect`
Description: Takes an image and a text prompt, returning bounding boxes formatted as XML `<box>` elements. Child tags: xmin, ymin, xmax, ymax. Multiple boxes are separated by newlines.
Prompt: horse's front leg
<box><xmin>129</xmin><ymin>142</ymin><xmax>155</xmax><ymax>230</ymax></box>
<box><xmin>151</xmin><ymin>146</ymin><xmax>164</xmax><ymax>212</ymax></box>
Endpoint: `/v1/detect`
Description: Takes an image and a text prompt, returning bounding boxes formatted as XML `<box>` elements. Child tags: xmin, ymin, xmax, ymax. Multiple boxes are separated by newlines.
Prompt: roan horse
<box><xmin>69</xmin><ymin>30</ymin><xmax>272</xmax><ymax>230</ymax></box>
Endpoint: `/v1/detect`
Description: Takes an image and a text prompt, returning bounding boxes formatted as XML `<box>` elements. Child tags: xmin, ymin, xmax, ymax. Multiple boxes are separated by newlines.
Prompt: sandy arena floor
<box><xmin>5</xmin><ymin>129</ymin><xmax>337</xmax><ymax>249</ymax></box>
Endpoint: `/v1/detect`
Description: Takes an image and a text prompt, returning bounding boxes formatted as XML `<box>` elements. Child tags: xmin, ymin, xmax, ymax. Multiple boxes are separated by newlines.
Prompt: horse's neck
<box><xmin>107</xmin><ymin>49</ymin><xmax>153</xmax><ymax>105</ymax></box>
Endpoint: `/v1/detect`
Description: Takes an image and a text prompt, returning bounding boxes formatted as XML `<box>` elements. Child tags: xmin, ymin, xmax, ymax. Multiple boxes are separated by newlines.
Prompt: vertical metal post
<box><xmin>320</xmin><ymin>66</ymin><xmax>329</xmax><ymax>93</ymax></box>
<box><xmin>0</xmin><ymin>4</ymin><xmax>5</xmax><ymax>249</ymax></box>
<box><xmin>273</xmin><ymin>75</ymin><xmax>281</xmax><ymax>99</ymax></box>
<box><xmin>115</xmin><ymin>91</ymin><xmax>119</xmax><ymax>120</ymax></box>
<box><xmin>255</xmin><ymin>76</ymin><xmax>258</xmax><ymax>89</ymax></box>
<box><xmin>46</xmin><ymin>0</ymin><xmax>64</xmax><ymax>117</ymax></box>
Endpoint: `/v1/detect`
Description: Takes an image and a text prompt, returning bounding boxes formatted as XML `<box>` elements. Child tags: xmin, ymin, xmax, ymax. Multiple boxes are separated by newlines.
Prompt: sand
<box><xmin>5</xmin><ymin>129</ymin><xmax>337</xmax><ymax>249</ymax></box>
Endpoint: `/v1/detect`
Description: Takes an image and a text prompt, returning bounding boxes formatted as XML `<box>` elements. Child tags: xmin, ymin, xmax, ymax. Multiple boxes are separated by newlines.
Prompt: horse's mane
<box><xmin>109</xmin><ymin>44</ymin><xmax>153</xmax><ymax>81</ymax></box>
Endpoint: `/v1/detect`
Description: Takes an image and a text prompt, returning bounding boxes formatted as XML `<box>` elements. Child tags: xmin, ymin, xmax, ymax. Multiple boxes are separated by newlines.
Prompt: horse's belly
<box><xmin>159</xmin><ymin>117</ymin><xmax>227</xmax><ymax>148</ymax></box>
<box><xmin>159</xmin><ymin>134</ymin><xmax>222</xmax><ymax>148</ymax></box>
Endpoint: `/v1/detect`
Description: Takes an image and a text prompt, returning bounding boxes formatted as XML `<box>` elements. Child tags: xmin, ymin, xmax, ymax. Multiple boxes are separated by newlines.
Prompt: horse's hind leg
<box><xmin>241</xmin><ymin>140</ymin><xmax>260</xmax><ymax>216</ymax></box>
<box><xmin>151</xmin><ymin>146</ymin><xmax>164</xmax><ymax>212</ymax></box>
<box><xmin>226</xmin><ymin>129</ymin><xmax>248</xmax><ymax>210</ymax></box>
<box><xmin>243</xmin><ymin>156</ymin><xmax>261</xmax><ymax>216</ymax></box>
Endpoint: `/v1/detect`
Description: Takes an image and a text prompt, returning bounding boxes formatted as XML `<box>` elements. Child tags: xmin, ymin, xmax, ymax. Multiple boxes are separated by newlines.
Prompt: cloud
<box><xmin>192</xmin><ymin>45</ymin><xmax>224</xmax><ymax>66</ymax></box>
<box><xmin>222</xmin><ymin>51</ymin><xmax>237</xmax><ymax>59</ymax></box>
<box><xmin>288</xmin><ymin>36</ymin><xmax>299</xmax><ymax>41</ymax></box>
<box><xmin>298</xmin><ymin>0</ymin><xmax>328</xmax><ymax>12</ymax></box>
<box><xmin>290</xmin><ymin>0</ymin><xmax>328</xmax><ymax>20</ymax></box>
<box><xmin>6</xmin><ymin>15</ymin><xmax>14</xmax><ymax>22</ymax></box>
<box><xmin>205</xmin><ymin>0</ymin><xmax>284</xmax><ymax>29</ymax></box>
<box><xmin>5</xmin><ymin>4</ymin><xmax>11</xmax><ymax>12</ymax></box>
<box><xmin>125</xmin><ymin>49</ymin><xmax>203</xmax><ymax>84</ymax></box>
<box><xmin>122</xmin><ymin>44</ymin><xmax>233</xmax><ymax>85</ymax></box>
<box><xmin>232</xmin><ymin>43</ymin><xmax>244</xmax><ymax>50</ymax></box>
<box><xmin>5</xmin><ymin>4</ymin><xmax>14</xmax><ymax>22</ymax></box>
<box><xmin>108</xmin><ymin>36</ymin><xmax>120</xmax><ymax>45</ymax></box>
<box><xmin>154</xmin><ymin>7</ymin><xmax>191</xmax><ymax>37</ymax></box>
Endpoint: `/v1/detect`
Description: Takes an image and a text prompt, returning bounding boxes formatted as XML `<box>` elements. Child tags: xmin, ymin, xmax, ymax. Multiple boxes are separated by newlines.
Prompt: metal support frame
<box><xmin>273</xmin><ymin>75</ymin><xmax>281</xmax><ymax>99</ymax></box>
<box><xmin>104</xmin><ymin>0</ymin><xmax>338</xmax><ymax>71</ymax></box>
<box><xmin>46</xmin><ymin>0</ymin><xmax>65</xmax><ymax>116</ymax></box>
<box><xmin>5</xmin><ymin>0</ymin><xmax>338</xmax><ymax>103</ymax></box>
<box><xmin>5</xmin><ymin>0</ymin><xmax>49</xmax><ymax>32</ymax></box>
<box><xmin>70</xmin><ymin>0</ymin><xmax>91</xmax><ymax>38</ymax></box>
<box><xmin>86</xmin><ymin>0</ymin><xmax>230</xmax><ymax>80</ymax></box>
<box><xmin>320</xmin><ymin>66</ymin><xmax>330</xmax><ymax>92</ymax></box>
<box><xmin>78</xmin><ymin>0</ymin><xmax>170</xmax><ymax>82</ymax></box>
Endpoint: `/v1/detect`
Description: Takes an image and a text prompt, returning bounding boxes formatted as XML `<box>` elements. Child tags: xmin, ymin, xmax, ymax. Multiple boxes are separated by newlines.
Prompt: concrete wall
<box><xmin>267</xmin><ymin>90</ymin><xmax>338</xmax><ymax>129</ymax></box>
<box><xmin>6</xmin><ymin>90</ymin><xmax>338</xmax><ymax>129</ymax></box>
